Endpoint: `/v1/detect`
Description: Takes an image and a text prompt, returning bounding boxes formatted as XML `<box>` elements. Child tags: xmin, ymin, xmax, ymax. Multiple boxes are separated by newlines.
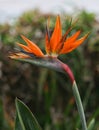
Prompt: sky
<box><xmin>0</xmin><ymin>0</ymin><xmax>99</xmax><ymax>23</ymax></box>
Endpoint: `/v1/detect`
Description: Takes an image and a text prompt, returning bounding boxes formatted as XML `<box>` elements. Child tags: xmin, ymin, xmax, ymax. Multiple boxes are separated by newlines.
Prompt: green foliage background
<box><xmin>0</xmin><ymin>10</ymin><xmax>99</xmax><ymax>130</ymax></box>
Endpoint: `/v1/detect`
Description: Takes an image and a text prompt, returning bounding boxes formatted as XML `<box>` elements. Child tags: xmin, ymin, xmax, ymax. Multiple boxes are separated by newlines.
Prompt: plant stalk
<box><xmin>62</xmin><ymin>63</ymin><xmax>87</xmax><ymax>130</ymax></box>
<box><xmin>72</xmin><ymin>81</ymin><xmax>87</xmax><ymax>130</ymax></box>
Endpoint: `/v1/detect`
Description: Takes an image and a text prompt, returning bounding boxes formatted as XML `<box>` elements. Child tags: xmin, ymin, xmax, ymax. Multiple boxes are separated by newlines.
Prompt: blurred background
<box><xmin>0</xmin><ymin>0</ymin><xmax>99</xmax><ymax>130</ymax></box>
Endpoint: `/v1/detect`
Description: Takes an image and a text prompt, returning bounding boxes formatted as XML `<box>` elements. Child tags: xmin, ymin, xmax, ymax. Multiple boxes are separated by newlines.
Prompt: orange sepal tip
<box><xmin>21</xmin><ymin>35</ymin><xmax>44</xmax><ymax>57</ymax></box>
<box><xmin>16</xmin><ymin>42</ymin><xmax>31</xmax><ymax>52</ymax></box>
<box><xmin>50</xmin><ymin>15</ymin><xmax>62</xmax><ymax>52</ymax></box>
<box><xmin>9</xmin><ymin>52</ymin><xmax>30</xmax><ymax>59</ymax></box>
<box><xmin>60</xmin><ymin>32</ymin><xmax>89</xmax><ymax>54</ymax></box>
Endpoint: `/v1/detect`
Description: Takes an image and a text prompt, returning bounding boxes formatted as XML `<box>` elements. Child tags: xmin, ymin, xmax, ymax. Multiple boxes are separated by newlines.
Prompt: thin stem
<box><xmin>72</xmin><ymin>81</ymin><xmax>87</xmax><ymax>130</ymax></box>
<box><xmin>61</xmin><ymin>63</ymin><xmax>87</xmax><ymax>130</ymax></box>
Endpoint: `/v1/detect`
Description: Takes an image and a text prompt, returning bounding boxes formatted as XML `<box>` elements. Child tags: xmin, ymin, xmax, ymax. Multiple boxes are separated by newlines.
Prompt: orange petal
<box><xmin>45</xmin><ymin>19</ymin><xmax>51</xmax><ymax>54</ymax></box>
<box><xmin>65</xmin><ymin>30</ymin><xmax>81</xmax><ymax>43</ymax></box>
<box><xmin>60</xmin><ymin>33</ymin><xmax>88</xmax><ymax>54</ymax></box>
<box><xmin>56</xmin><ymin>24</ymin><xmax>77</xmax><ymax>53</ymax></box>
<box><xmin>9</xmin><ymin>52</ymin><xmax>30</xmax><ymax>59</ymax></box>
<box><xmin>59</xmin><ymin>19</ymin><xmax>79</xmax><ymax>45</ymax></box>
<box><xmin>50</xmin><ymin>15</ymin><xmax>62</xmax><ymax>52</ymax></box>
<box><xmin>17</xmin><ymin>42</ymin><xmax>32</xmax><ymax>52</ymax></box>
<box><xmin>59</xmin><ymin>30</ymin><xmax>81</xmax><ymax>54</ymax></box>
<box><xmin>21</xmin><ymin>35</ymin><xmax>44</xmax><ymax>57</ymax></box>
<box><xmin>45</xmin><ymin>33</ymin><xmax>50</xmax><ymax>54</ymax></box>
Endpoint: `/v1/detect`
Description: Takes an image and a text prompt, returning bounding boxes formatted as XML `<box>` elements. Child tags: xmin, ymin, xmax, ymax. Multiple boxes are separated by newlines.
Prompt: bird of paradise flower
<box><xmin>10</xmin><ymin>16</ymin><xmax>88</xmax><ymax>58</ymax></box>
<box><xmin>9</xmin><ymin>15</ymin><xmax>89</xmax><ymax>130</ymax></box>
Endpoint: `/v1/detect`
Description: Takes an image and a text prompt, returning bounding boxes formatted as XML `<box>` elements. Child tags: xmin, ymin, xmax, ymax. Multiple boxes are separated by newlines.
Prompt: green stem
<box><xmin>61</xmin><ymin>62</ymin><xmax>87</xmax><ymax>130</ymax></box>
<box><xmin>72</xmin><ymin>81</ymin><xmax>87</xmax><ymax>130</ymax></box>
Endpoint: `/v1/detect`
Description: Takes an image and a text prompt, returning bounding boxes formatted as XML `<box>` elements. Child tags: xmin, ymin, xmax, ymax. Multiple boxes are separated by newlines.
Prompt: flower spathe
<box><xmin>10</xmin><ymin>15</ymin><xmax>88</xmax><ymax>59</ymax></box>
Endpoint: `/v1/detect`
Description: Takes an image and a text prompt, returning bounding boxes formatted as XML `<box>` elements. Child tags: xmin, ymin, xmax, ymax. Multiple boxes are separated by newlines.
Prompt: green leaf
<box><xmin>15</xmin><ymin>98</ymin><xmax>41</xmax><ymax>130</ymax></box>
<box><xmin>87</xmin><ymin>118</ymin><xmax>95</xmax><ymax>130</ymax></box>
<box><xmin>14</xmin><ymin>111</ymin><xmax>23</xmax><ymax>130</ymax></box>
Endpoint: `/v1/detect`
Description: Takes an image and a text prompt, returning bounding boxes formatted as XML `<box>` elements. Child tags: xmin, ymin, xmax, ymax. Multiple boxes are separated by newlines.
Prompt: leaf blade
<box><xmin>15</xmin><ymin>98</ymin><xmax>41</xmax><ymax>130</ymax></box>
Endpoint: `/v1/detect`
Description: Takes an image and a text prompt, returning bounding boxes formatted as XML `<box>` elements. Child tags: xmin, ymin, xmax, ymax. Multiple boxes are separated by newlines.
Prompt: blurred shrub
<box><xmin>0</xmin><ymin>9</ymin><xmax>99</xmax><ymax>130</ymax></box>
